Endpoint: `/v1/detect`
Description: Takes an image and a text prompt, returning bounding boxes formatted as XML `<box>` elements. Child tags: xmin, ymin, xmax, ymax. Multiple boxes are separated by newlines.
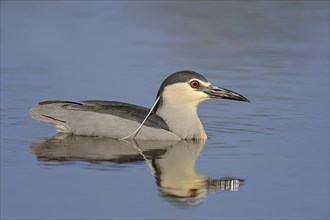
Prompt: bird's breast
<box><xmin>156</xmin><ymin>106</ymin><xmax>207</xmax><ymax>140</ymax></box>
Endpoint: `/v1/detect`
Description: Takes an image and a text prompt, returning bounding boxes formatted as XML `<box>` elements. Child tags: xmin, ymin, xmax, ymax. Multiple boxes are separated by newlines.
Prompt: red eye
<box><xmin>190</xmin><ymin>80</ymin><xmax>200</xmax><ymax>88</ymax></box>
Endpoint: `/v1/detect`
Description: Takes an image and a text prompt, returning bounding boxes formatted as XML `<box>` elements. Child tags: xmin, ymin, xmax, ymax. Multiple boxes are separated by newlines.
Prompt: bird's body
<box><xmin>31</xmin><ymin>100</ymin><xmax>181</xmax><ymax>140</ymax></box>
<box><xmin>30</xmin><ymin>71</ymin><xmax>249</xmax><ymax>140</ymax></box>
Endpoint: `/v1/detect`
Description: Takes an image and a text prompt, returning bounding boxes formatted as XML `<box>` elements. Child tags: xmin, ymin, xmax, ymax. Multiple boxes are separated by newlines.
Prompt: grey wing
<box><xmin>79</xmin><ymin>100</ymin><xmax>170</xmax><ymax>130</ymax></box>
<box><xmin>30</xmin><ymin>100</ymin><xmax>178</xmax><ymax>140</ymax></box>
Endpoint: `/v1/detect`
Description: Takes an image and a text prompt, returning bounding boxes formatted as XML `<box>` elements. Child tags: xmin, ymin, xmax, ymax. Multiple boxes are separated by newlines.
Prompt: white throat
<box><xmin>156</xmin><ymin>83</ymin><xmax>209</xmax><ymax>139</ymax></box>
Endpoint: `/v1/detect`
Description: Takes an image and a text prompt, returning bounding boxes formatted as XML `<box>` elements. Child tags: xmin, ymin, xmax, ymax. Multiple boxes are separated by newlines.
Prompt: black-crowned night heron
<box><xmin>30</xmin><ymin>70</ymin><xmax>249</xmax><ymax>140</ymax></box>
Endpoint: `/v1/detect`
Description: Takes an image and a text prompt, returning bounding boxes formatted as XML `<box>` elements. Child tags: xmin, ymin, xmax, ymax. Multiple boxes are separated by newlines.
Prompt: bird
<box><xmin>30</xmin><ymin>70</ymin><xmax>249</xmax><ymax>140</ymax></box>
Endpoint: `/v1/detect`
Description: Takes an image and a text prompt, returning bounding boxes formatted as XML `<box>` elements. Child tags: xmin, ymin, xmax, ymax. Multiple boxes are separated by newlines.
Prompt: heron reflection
<box><xmin>30</xmin><ymin>134</ymin><xmax>244</xmax><ymax>206</ymax></box>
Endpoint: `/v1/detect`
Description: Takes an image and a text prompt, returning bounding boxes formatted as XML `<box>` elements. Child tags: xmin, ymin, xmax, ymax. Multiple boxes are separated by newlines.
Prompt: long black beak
<box><xmin>203</xmin><ymin>85</ymin><xmax>250</xmax><ymax>102</ymax></box>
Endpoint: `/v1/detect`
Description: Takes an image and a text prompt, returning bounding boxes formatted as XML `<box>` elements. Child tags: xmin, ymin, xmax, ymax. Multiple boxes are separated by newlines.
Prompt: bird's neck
<box><xmin>156</xmin><ymin>100</ymin><xmax>207</xmax><ymax>140</ymax></box>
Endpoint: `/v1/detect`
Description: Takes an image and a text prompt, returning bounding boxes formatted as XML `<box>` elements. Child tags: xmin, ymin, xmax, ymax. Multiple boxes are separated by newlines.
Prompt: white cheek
<box><xmin>162</xmin><ymin>83</ymin><xmax>209</xmax><ymax>104</ymax></box>
<box><xmin>194</xmin><ymin>91</ymin><xmax>209</xmax><ymax>100</ymax></box>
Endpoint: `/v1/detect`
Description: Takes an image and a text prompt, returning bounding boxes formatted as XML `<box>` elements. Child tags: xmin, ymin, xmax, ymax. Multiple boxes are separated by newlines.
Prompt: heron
<box><xmin>30</xmin><ymin>70</ymin><xmax>249</xmax><ymax>140</ymax></box>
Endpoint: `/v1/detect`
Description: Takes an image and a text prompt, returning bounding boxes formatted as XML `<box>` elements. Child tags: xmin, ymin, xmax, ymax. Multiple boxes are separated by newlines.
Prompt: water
<box><xmin>1</xmin><ymin>1</ymin><xmax>329</xmax><ymax>219</ymax></box>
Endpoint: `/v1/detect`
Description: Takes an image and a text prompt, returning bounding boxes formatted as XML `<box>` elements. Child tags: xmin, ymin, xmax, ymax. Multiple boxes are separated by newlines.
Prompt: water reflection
<box><xmin>30</xmin><ymin>134</ymin><xmax>244</xmax><ymax>206</ymax></box>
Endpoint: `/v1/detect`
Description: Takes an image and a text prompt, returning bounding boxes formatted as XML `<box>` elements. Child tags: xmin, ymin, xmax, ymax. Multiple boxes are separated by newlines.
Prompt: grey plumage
<box><xmin>58</xmin><ymin>100</ymin><xmax>169</xmax><ymax>130</ymax></box>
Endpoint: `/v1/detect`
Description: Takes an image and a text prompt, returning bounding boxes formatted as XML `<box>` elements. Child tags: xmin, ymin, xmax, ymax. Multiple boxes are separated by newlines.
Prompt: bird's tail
<box><xmin>30</xmin><ymin>101</ymin><xmax>72</xmax><ymax>133</ymax></box>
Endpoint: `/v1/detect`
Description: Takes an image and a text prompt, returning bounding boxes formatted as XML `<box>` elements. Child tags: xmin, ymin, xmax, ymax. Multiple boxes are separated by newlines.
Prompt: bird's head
<box><xmin>154</xmin><ymin>70</ymin><xmax>249</xmax><ymax>112</ymax></box>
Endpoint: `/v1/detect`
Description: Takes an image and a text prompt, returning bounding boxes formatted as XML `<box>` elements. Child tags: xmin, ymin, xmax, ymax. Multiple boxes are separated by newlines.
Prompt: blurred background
<box><xmin>1</xmin><ymin>1</ymin><xmax>329</xmax><ymax>219</ymax></box>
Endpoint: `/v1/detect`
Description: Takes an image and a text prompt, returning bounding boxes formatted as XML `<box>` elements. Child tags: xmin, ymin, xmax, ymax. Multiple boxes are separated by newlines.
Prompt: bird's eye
<box><xmin>190</xmin><ymin>80</ymin><xmax>200</xmax><ymax>88</ymax></box>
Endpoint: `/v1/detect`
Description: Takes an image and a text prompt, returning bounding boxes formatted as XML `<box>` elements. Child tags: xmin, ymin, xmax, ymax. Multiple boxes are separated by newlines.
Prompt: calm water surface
<box><xmin>1</xmin><ymin>1</ymin><xmax>329</xmax><ymax>219</ymax></box>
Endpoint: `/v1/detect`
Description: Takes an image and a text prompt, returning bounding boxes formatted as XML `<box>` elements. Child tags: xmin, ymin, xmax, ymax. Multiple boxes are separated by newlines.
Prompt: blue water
<box><xmin>1</xmin><ymin>1</ymin><xmax>329</xmax><ymax>219</ymax></box>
